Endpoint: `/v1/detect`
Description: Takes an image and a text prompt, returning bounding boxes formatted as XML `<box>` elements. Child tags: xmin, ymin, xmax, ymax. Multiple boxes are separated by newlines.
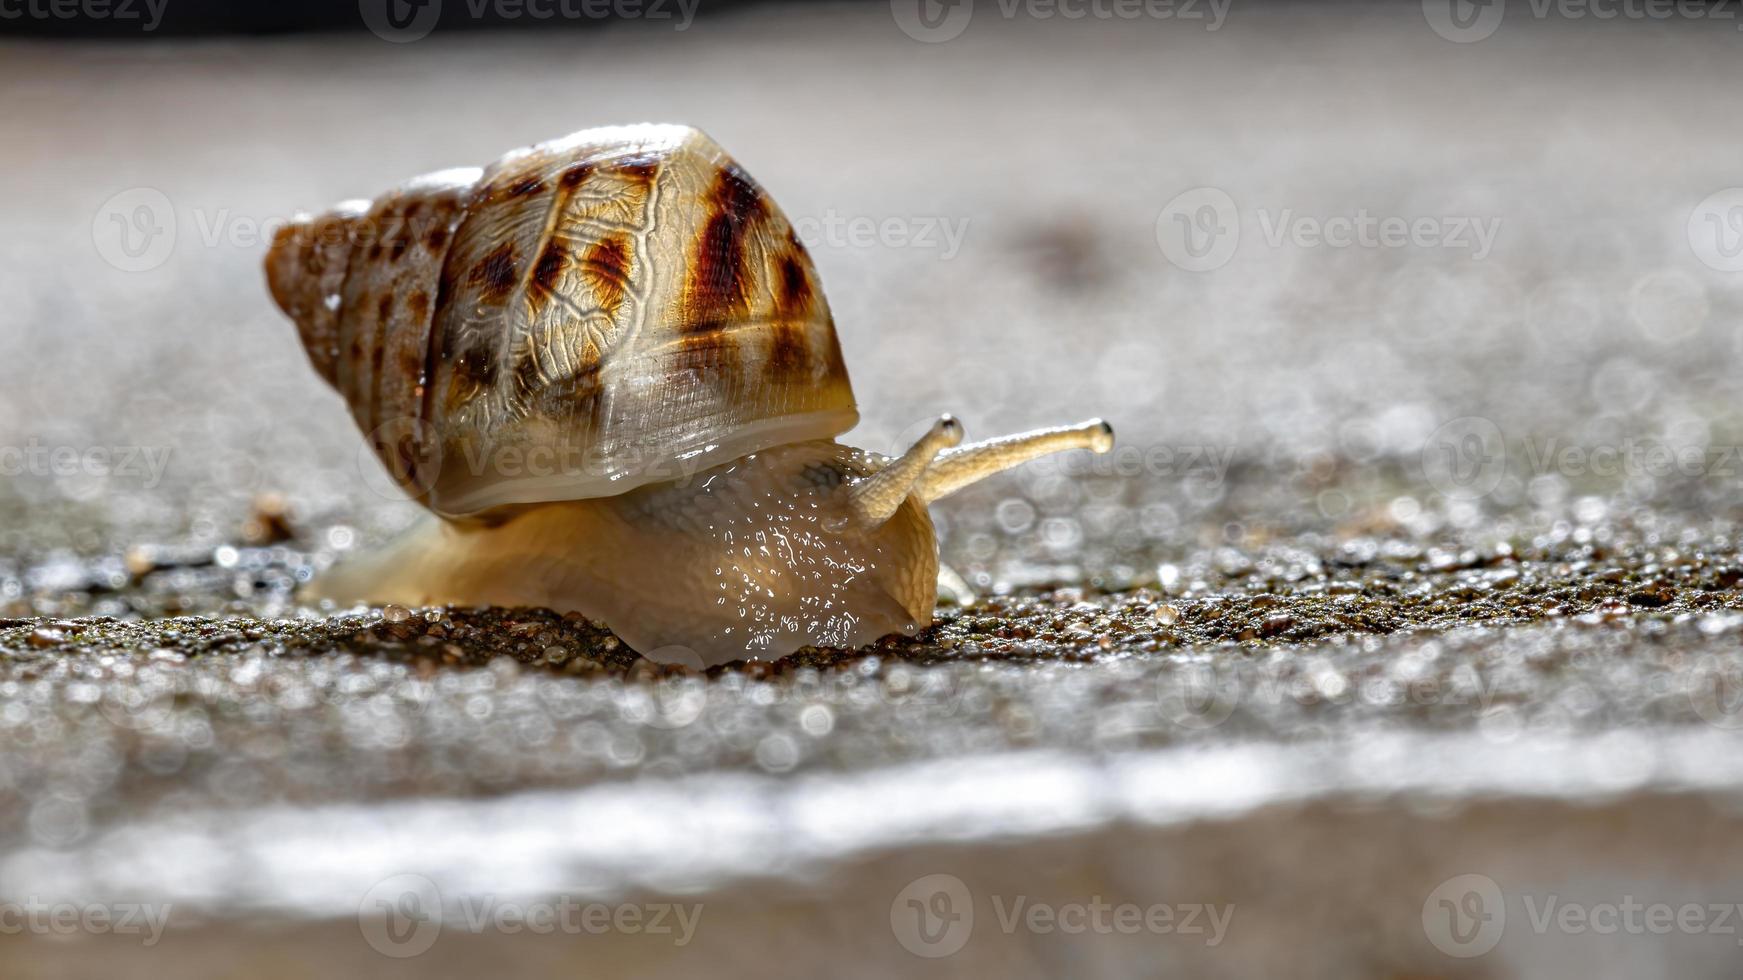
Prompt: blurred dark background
<box><xmin>4</xmin><ymin>0</ymin><xmax>792</xmax><ymax>35</ymax></box>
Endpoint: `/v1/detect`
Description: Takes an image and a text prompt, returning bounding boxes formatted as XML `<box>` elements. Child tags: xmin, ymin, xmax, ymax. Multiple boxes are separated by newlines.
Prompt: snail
<box><xmin>266</xmin><ymin>124</ymin><xmax>1112</xmax><ymax>667</ymax></box>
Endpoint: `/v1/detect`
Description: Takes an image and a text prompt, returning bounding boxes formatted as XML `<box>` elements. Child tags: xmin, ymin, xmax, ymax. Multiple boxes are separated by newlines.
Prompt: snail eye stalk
<box><xmin>917</xmin><ymin>419</ymin><xmax>1114</xmax><ymax>503</ymax></box>
<box><xmin>844</xmin><ymin>415</ymin><xmax>962</xmax><ymax>527</ymax></box>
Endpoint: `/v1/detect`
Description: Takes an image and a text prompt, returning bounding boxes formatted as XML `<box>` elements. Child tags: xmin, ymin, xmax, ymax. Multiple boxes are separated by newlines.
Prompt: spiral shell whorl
<box><xmin>266</xmin><ymin>202</ymin><xmax>367</xmax><ymax>387</ymax></box>
<box><xmin>268</xmin><ymin>125</ymin><xmax>857</xmax><ymax>517</ymax></box>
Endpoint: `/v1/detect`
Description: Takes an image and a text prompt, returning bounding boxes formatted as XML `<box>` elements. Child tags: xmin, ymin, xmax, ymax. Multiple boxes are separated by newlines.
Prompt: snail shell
<box><xmin>266</xmin><ymin>124</ymin><xmax>856</xmax><ymax>518</ymax></box>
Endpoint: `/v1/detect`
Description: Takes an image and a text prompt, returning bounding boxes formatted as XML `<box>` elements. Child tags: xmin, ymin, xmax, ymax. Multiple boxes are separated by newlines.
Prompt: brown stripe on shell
<box><xmin>531</xmin><ymin>241</ymin><xmax>568</xmax><ymax>295</ymax></box>
<box><xmin>681</xmin><ymin>162</ymin><xmax>768</xmax><ymax>335</ymax></box>
<box><xmin>559</xmin><ymin>162</ymin><xmax>594</xmax><ymax>190</ymax></box>
<box><xmin>777</xmin><ymin>254</ymin><xmax>811</xmax><ymax>315</ymax></box>
<box><xmin>503</xmin><ymin>152</ymin><xmax>652</xmax><ymax>412</ymax></box>
<box><xmin>333</xmin><ymin>201</ymin><xmax>394</xmax><ymax>431</ymax></box>
<box><xmin>505</xmin><ymin>175</ymin><xmax>547</xmax><ymax>199</ymax></box>
<box><xmin>764</xmin><ymin>235</ymin><xmax>818</xmax><ymax>381</ymax></box>
<box><xmin>361</xmin><ymin>187</ymin><xmax>467</xmax><ymax>476</ymax></box>
<box><xmin>580</xmin><ymin>234</ymin><xmax>632</xmax><ymax>324</ymax></box>
<box><xmin>613</xmin><ymin>155</ymin><xmax>661</xmax><ymax>185</ymax></box>
<box><xmin>481</xmin><ymin>152</ymin><xmax>598</xmax><ymax>414</ymax></box>
<box><xmin>468</xmin><ymin>241</ymin><xmax>521</xmax><ymax>303</ymax></box>
<box><xmin>764</xmin><ymin>321</ymin><xmax>813</xmax><ymax>380</ymax></box>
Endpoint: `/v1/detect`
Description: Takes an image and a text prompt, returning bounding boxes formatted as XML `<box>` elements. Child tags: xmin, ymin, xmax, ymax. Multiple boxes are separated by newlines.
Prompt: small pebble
<box><xmin>28</xmin><ymin>627</ymin><xmax>66</xmax><ymax>648</ymax></box>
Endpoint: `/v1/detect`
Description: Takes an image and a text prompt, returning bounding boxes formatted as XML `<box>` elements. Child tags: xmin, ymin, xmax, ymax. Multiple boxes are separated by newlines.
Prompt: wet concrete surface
<box><xmin>6</xmin><ymin>3</ymin><xmax>1743</xmax><ymax>977</ymax></box>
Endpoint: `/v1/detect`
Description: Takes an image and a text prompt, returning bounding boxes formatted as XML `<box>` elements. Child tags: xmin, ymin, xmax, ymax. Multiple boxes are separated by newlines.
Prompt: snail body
<box><xmin>268</xmin><ymin>124</ymin><xmax>1110</xmax><ymax>666</ymax></box>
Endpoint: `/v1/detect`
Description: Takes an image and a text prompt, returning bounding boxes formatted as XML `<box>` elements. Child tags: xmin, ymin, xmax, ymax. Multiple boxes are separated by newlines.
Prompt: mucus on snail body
<box><xmin>266</xmin><ymin>123</ymin><xmax>1112</xmax><ymax>667</ymax></box>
